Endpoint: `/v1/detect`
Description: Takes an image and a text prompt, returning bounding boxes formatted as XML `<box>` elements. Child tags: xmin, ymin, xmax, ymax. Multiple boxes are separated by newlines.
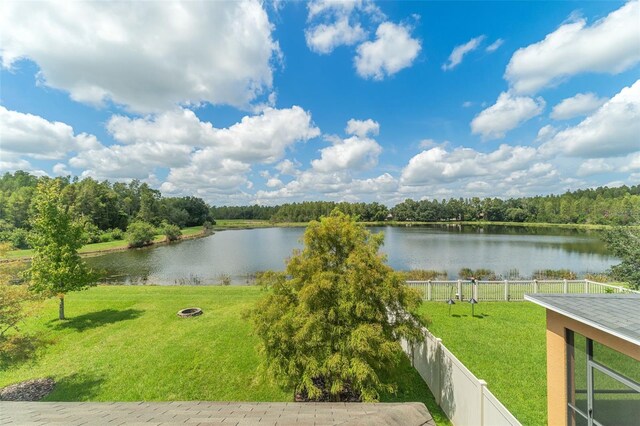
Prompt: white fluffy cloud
<box><xmin>345</xmin><ymin>118</ymin><xmax>380</xmax><ymax>137</ymax></box>
<box><xmin>505</xmin><ymin>1</ymin><xmax>640</xmax><ymax>94</ymax></box>
<box><xmin>550</xmin><ymin>92</ymin><xmax>608</xmax><ymax>120</ymax></box>
<box><xmin>541</xmin><ymin>80</ymin><xmax>640</xmax><ymax>158</ymax></box>
<box><xmin>355</xmin><ymin>22</ymin><xmax>421</xmax><ymax>80</ymax></box>
<box><xmin>107</xmin><ymin>106</ymin><xmax>320</xmax><ymax>164</ymax></box>
<box><xmin>68</xmin><ymin>105</ymin><xmax>320</xmax><ymax>189</ymax></box>
<box><xmin>306</xmin><ymin>18</ymin><xmax>367</xmax><ymax>54</ymax></box>
<box><xmin>401</xmin><ymin>144</ymin><xmax>539</xmax><ymax>186</ymax></box>
<box><xmin>442</xmin><ymin>35</ymin><xmax>485</xmax><ymax>71</ymax></box>
<box><xmin>0</xmin><ymin>106</ymin><xmax>100</xmax><ymax>160</ymax></box>
<box><xmin>471</xmin><ymin>92</ymin><xmax>545</xmax><ymax>139</ymax></box>
<box><xmin>312</xmin><ymin>135</ymin><xmax>382</xmax><ymax>173</ymax></box>
<box><xmin>0</xmin><ymin>1</ymin><xmax>279</xmax><ymax>112</ymax></box>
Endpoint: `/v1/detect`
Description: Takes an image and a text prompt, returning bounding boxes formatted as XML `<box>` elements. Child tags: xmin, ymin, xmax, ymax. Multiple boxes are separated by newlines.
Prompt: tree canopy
<box><xmin>250</xmin><ymin>211</ymin><xmax>423</xmax><ymax>402</ymax></box>
<box><xmin>27</xmin><ymin>179</ymin><xmax>96</xmax><ymax>319</ymax></box>
<box><xmin>602</xmin><ymin>227</ymin><xmax>640</xmax><ymax>289</ymax></box>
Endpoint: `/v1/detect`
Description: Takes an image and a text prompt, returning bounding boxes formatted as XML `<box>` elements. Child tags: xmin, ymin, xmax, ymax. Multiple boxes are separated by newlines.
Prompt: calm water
<box><xmin>85</xmin><ymin>225</ymin><xmax>618</xmax><ymax>285</ymax></box>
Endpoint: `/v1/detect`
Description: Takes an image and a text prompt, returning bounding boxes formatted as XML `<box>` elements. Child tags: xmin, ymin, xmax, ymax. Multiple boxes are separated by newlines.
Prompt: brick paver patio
<box><xmin>0</xmin><ymin>401</ymin><xmax>436</xmax><ymax>425</ymax></box>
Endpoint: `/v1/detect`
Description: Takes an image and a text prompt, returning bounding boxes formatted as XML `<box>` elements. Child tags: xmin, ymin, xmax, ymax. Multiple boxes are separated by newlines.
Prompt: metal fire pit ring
<box><xmin>177</xmin><ymin>307</ymin><xmax>203</xmax><ymax>318</ymax></box>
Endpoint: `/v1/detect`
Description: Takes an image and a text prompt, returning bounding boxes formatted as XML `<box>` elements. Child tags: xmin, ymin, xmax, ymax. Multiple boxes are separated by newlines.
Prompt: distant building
<box><xmin>525</xmin><ymin>294</ymin><xmax>639</xmax><ymax>426</ymax></box>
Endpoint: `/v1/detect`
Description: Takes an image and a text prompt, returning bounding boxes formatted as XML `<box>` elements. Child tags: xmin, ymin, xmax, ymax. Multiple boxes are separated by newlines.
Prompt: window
<box><xmin>566</xmin><ymin>330</ymin><xmax>640</xmax><ymax>426</ymax></box>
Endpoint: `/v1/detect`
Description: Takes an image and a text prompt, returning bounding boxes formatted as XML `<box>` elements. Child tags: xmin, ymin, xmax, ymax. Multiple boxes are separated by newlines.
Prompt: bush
<box><xmin>163</xmin><ymin>223</ymin><xmax>181</xmax><ymax>242</ymax></box>
<box><xmin>99</xmin><ymin>232</ymin><xmax>113</xmax><ymax>243</ymax></box>
<box><xmin>250</xmin><ymin>211</ymin><xmax>423</xmax><ymax>402</ymax></box>
<box><xmin>203</xmin><ymin>220</ymin><xmax>215</xmax><ymax>231</ymax></box>
<box><xmin>532</xmin><ymin>269</ymin><xmax>577</xmax><ymax>280</ymax></box>
<box><xmin>399</xmin><ymin>269</ymin><xmax>447</xmax><ymax>281</ymax></box>
<box><xmin>218</xmin><ymin>273</ymin><xmax>232</xmax><ymax>286</ymax></box>
<box><xmin>111</xmin><ymin>228</ymin><xmax>124</xmax><ymax>240</ymax></box>
<box><xmin>80</xmin><ymin>220</ymin><xmax>102</xmax><ymax>244</ymax></box>
<box><xmin>126</xmin><ymin>221</ymin><xmax>156</xmax><ymax>248</ymax></box>
<box><xmin>9</xmin><ymin>228</ymin><xmax>31</xmax><ymax>250</ymax></box>
<box><xmin>458</xmin><ymin>267</ymin><xmax>496</xmax><ymax>280</ymax></box>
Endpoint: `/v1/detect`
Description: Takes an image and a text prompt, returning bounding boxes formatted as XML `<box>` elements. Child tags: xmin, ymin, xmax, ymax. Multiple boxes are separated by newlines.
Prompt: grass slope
<box><xmin>2</xmin><ymin>286</ymin><xmax>450</xmax><ymax>425</ymax></box>
<box><xmin>418</xmin><ymin>301</ymin><xmax>547</xmax><ymax>426</ymax></box>
<box><xmin>2</xmin><ymin>226</ymin><xmax>205</xmax><ymax>260</ymax></box>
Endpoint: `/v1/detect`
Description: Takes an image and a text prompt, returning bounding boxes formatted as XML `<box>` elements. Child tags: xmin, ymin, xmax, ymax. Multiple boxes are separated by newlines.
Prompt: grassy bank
<box><xmin>1</xmin><ymin>226</ymin><xmax>206</xmax><ymax>261</ymax></box>
<box><xmin>418</xmin><ymin>301</ymin><xmax>547</xmax><ymax>426</ymax></box>
<box><xmin>2</xmin><ymin>286</ymin><xmax>450</xmax><ymax>425</ymax></box>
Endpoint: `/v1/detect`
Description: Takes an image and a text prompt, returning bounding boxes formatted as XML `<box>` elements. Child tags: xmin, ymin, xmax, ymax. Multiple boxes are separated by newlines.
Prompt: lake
<box><xmin>85</xmin><ymin>225</ymin><xmax>618</xmax><ymax>285</ymax></box>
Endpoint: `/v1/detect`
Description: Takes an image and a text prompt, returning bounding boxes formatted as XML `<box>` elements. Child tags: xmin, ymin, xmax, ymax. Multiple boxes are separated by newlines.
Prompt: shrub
<box><xmin>458</xmin><ymin>267</ymin><xmax>496</xmax><ymax>280</ymax></box>
<box><xmin>126</xmin><ymin>221</ymin><xmax>156</xmax><ymax>248</ymax></box>
<box><xmin>9</xmin><ymin>228</ymin><xmax>31</xmax><ymax>250</ymax></box>
<box><xmin>110</xmin><ymin>228</ymin><xmax>124</xmax><ymax>240</ymax></box>
<box><xmin>99</xmin><ymin>232</ymin><xmax>113</xmax><ymax>243</ymax></box>
<box><xmin>400</xmin><ymin>269</ymin><xmax>447</xmax><ymax>281</ymax></box>
<box><xmin>218</xmin><ymin>273</ymin><xmax>232</xmax><ymax>286</ymax></box>
<box><xmin>80</xmin><ymin>220</ymin><xmax>102</xmax><ymax>244</ymax></box>
<box><xmin>203</xmin><ymin>220</ymin><xmax>215</xmax><ymax>231</ymax></box>
<box><xmin>532</xmin><ymin>269</ymin><xmax>577</xmax><ymax>280</ymax></box>
<box><xmin>250</xmin><ymin>211</ymin><xmax>423</xmax><ymax>402</ymax></box>
<box><xmin>163</xmin><ymin>223</ymin><xmax>181</xmax><ymax>242</ymax></box>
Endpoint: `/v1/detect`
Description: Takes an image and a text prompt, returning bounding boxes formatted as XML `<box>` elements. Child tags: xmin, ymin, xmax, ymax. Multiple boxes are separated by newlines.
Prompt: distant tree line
<box><xmin>0</xmin><ymin>171</ymin><xmax>214</xmax><ymax>249</ymax></box>
<box><xmin>212</xmin><ymin>186</ymin><xmax>640</xmax><ymax>225</ymax></box>
<box><xmin>1</xmin><ymin>171</ymin><xmax>639</xmax><ymax>250</ymax></box>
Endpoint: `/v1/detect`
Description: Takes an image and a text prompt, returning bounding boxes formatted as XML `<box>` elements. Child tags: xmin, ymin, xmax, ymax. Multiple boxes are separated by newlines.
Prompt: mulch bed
<box><xmin>294</xmin><ymin>377</ymin><xmax>361</xmax><ymax>402</ymax></box>
<box><xmin>0</xmin><ymin>378</ymin><xmax>56</xmax><ymax>401</ymax></box>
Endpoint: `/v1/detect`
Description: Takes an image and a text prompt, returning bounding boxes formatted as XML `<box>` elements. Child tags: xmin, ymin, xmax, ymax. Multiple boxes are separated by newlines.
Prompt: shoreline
<box><xmin>0</xmin><ymin>220</ymin><xmax>618</xmax><ymax>263</ymax></box>
<box><xmin>1</xmin><ymin>227</ymin><xmax>213</xmax><ymax>263</ymax></box>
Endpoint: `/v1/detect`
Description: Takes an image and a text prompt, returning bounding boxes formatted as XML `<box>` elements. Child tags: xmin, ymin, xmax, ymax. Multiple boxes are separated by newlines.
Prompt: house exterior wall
<box><xmin>545</xmin><ymin>310</ymin><xmax>640</xmax><ymax>425</ymax></box>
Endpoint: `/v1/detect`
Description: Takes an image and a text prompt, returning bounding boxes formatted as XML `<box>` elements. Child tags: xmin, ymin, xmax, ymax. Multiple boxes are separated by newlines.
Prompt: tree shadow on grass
<box><xmin>48</xmin><ymin>309</ymin><xmax>144</xmax><ymax>332</ymax></box>
<box><xmin>0</xmin><ymin>334</ymin><xmax>50</xmax><ymax>371</ymax></box>
<box><xmin>44</xmin><ymin>372</ymin><xmax>106</xmax><ymax>401</ymax></box>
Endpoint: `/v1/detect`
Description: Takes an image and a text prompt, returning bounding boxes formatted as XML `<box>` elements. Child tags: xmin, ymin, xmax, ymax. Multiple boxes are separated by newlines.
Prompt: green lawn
<box><xmin>2</xmin><ymin>226</ymin><xmax>204</xmax><ymax>260</ymax></box>
<box><xmin>2</xmin><ymin>285</ymin><xmax>450</xmax><ymax>425</ymax></box>
<box><xmin>418</xmin><ymin>301</ymin><xmax>548</xmax><ymax>426</ymax></box>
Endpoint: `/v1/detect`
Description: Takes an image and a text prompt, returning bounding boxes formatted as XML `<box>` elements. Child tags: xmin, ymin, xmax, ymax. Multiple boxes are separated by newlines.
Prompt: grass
<box><xmin>417</xmin><ymin>301</ymin><xmax>548</xmax><ymax>426</ymax></box>
<box><xmin>2</xmin><ymin>285</ymin><xmax>450</xmax><ymax>425</ymax></box>
<box><xmin>1</xmin><ymin>226</ymin><xmax>205</xmax><ymax>260</ymax></box>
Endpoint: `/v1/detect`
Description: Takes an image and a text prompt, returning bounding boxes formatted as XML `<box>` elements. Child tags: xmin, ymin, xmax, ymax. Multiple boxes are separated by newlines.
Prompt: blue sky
<box><xmin>1</xmin><ymin>0</ymin><xmax>639</xmax><ymax>205</ymax></box>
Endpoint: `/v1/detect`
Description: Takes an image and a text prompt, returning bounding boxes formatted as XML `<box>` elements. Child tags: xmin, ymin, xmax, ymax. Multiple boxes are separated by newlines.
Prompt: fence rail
<box><xmin>406</xmin><ymin>279</ymin><xmax>638</xmax><ymax>301</ymax></box>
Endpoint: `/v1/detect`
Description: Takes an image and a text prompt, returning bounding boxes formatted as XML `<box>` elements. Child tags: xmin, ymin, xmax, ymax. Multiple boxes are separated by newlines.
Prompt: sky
<box><xmin>1</xmin><ymin>0</ymin><xmax>639</xmax><ymax>206</ymax></box>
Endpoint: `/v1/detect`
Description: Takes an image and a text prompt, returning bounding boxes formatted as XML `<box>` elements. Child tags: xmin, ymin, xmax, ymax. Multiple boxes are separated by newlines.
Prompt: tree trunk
<box><xmin>59</xmin><ymin>295</ymin><xmax>65</xmax><ymax>320</ymax></box>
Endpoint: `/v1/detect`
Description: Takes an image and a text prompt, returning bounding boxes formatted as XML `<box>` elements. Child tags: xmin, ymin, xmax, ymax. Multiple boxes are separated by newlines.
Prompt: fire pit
<box><xmin>177</xmin><ymin>307</ymin><xmax>203</xmax><ymax>318</ymax></box>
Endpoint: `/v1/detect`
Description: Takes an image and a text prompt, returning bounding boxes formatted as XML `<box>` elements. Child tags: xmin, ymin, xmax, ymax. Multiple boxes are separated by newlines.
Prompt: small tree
<box><xmin>602</xmin><ymin>227</ymin><xmax>640</xmax><ymax>289</ymax></box>
<box><xmin>162</xmin><ymin>222</ymin><xmax>181</xmax><ymax>242</ymax></box>
<box><xmin>126</xmin><ymin>221</ymin><xmax>156</xmax><ymax>247</ymax></box>
<box><xmin>250</xmin><ymin>211</ymin><xmax>423</xmax><ymax>402</ymax></box>
<box><xmin>27</xmin><ymin>180</ymin><xmax>96</xmax><ymax>320</ymax></box>
<box><xmin>0</xmin><ymin>243</ymin><xmax>41</xmax><ymax>367</ymax></box>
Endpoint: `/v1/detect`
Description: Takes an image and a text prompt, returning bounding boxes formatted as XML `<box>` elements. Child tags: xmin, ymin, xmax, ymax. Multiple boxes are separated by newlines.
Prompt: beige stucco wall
<box><xmin>545</xmin><ymin>310</ymin><xmax>640</xmax><ymax>426</ymax></box>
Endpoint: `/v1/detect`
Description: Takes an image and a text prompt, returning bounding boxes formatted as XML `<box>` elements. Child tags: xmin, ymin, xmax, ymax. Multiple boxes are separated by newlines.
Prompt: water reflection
<box><xmin>85</xmin><ymin>225</ymin><xmax>617</xmax><ymax>285</ymax></box>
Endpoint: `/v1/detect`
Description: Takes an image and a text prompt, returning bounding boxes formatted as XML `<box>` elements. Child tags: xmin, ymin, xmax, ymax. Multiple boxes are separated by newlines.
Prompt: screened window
<box><xmin>566</xmin><ymin>330</ymin><xmax>640</xmax><ymax>426</ymax></box>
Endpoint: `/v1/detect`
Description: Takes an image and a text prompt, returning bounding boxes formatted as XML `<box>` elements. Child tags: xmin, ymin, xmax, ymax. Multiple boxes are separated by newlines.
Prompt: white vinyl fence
<box><xmin>406</xmin><ymin>279</ymin><xmax>638</xmax><ymax>301</ymax></box>
<box><xmin>401</xmin><ymin>328</ymin><xmax>521</xmax><ymax>426</ymax></box>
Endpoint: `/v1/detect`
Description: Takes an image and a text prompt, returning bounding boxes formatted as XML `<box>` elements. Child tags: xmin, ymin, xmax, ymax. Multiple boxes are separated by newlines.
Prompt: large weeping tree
<box><xmin>28</xmin><ymin>179</ymin><xmax>96</xmax><ymax>320</ymax></box>
<box><xmin>250</xmin><ymin>210</ymin><xmax>423</xmax><ymax>402</ymax></box>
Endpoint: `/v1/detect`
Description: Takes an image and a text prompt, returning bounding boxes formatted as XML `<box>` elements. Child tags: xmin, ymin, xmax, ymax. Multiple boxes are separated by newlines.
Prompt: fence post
<box><xmin>428</xmin><ymin>280</ymin><xmax>432</xmax><ymax>301</ymax></box>
<box><xmin>457</xmin><ymin>280</ymin><xmax>462</xmax><ymax>301</ymax></box>
<box><xmin>533</xmin><ymin>279</ymin><xmax>538</xmax><ymax>293</ymax></box>
<box><xmin>435</xmin><ymin>337</ymin><xmax>443</xmax><ymax>406</ymax></box>
<box><xmin>504</xmin><ymin>280</ymin><xmax>509</xmax><ymax>301</ymax></box>
<box><xmin>479</xmin><ymin>379</ymin><xmax>488</xmax><ymax>426</ymax></box>
<box><xmin>563</xmin><ymin>279</ymin><xmax>568</xmax><ymax>294</ymax></box>
<box><xmin>585</xmin><ymin>279</ymin><xmax>589</xmax><ymax>294</ymax></box>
